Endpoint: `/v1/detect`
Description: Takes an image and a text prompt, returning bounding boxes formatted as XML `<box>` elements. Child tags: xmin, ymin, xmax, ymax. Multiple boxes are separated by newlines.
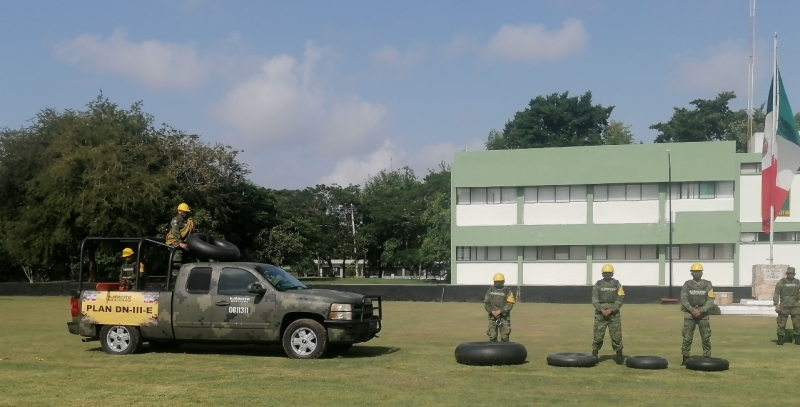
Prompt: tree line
<box><xmin>1</xmin><ymin>90</ymin><xmax>795</xmax><ymax>283</ymax></box>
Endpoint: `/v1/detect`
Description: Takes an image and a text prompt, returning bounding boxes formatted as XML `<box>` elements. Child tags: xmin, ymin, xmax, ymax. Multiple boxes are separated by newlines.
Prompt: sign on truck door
<box><xmin>211</xmin><ymin>267</ymin><xmax>276</xmax><ymax>340</ymax></box>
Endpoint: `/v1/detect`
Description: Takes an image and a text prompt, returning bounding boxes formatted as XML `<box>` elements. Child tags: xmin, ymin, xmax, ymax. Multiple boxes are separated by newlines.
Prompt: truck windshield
<box><xmin>255</xmin><ymin>265</ymin><xmax>308</xmax><ymax>291</ymax></box>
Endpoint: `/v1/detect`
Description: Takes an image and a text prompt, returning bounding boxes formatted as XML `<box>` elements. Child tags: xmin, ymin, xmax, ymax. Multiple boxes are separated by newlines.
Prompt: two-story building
<box><xmin>450</xmin><ymin>140</ymin><xmax>800</xmax><ymax>295</ymax></box>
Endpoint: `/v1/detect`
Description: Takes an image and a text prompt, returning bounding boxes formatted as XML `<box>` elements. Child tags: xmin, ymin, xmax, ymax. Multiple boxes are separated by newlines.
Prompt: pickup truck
<box><xmin>67</xmin><ymin>237</ymin><xmax>382</xmax><ymax>359</ymax></box>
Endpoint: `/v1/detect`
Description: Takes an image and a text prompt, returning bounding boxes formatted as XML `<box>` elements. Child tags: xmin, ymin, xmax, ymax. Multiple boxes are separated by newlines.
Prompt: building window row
<box><xmin>456</xmin><ymin>187</ymin><xmax>516</xmax><ymax>205</ymax></box>
<box><xmin>524</xmin><ymin>186</ymin><xmax>587</xmax><ymax>203</ymax></box>
<box><xmin>741</xmin><ymin>232</ymin><xmax>800</xmax><ymax>242</ymax></box>
<box><xmin>456</xmin><ymin>244</ymin><xmax>734</xmax><ymax>261</ymax></box>
<box><xmin>594</xmin><ymin>184</ymin><xmax>659</xmax><ymax>202</ymax></box>
<box><xmin>457</xmin><ymin>181</ymin><xmax>734</xmax><ymax>205</ymax></box>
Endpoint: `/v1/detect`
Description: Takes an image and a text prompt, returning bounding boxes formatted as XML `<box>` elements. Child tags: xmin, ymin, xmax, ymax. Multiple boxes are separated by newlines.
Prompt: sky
<box><xmin>1</xmin><ymin>0</ymin><xmax>799</xmax><ymax>190</ymax></box>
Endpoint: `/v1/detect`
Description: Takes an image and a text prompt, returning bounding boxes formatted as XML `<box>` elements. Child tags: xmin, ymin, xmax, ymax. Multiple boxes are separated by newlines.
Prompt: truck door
<box><xmin>211</xmin><ymin>267</ymin><xmax>277</xmax><ymax>341</ymax></box>
<box><xmin>173</xmin><ymin>266</ymin><xmax>215</xmax><ymax>340</ymax></box>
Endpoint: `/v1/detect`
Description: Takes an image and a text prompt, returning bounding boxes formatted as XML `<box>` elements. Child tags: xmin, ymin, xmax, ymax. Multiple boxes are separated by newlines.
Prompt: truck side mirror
<box><xmin>247</xmin><ymin>282</ymin><xmax>266</xmax><ymax>295</ymax></box>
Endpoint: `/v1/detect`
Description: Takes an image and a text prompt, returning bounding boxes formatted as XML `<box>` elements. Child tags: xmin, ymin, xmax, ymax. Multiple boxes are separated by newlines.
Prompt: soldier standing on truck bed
<box><xmin>165</xmin><ymin>203</ymin><xmax>195</xmax><ymax>279</ymax></box>
<box><xmin>119</xmin><ymin>247</ymin><xmax>144</xmax><ymax>290</ymax></box>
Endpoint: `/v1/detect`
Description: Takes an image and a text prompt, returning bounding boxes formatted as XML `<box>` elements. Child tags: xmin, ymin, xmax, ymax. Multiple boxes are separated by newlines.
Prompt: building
<box><xmin>450</xmin><ymin>140</ymin><xmax>800</xmax><ymax>291</ymax></box>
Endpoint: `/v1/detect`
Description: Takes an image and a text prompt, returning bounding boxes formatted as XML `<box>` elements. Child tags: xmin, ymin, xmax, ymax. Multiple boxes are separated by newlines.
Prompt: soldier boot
<box><xmin>615</xmin><ymin>350</ymin><xmax>624</xmax><ymax>365</ymax></box>
<box><xmin>681</xmin><ymin>355</ymin><xmax>689</xmax><ymax>366</ymax></box>
<box><xmin>591</xmin><ymin>350</ymin><xmax>598</xmax><ymax>362</ymax></box>
<box><xmin>777</xmin><ymin>334</ymin><xmax>785</xmax><ymax>345</ymax></box>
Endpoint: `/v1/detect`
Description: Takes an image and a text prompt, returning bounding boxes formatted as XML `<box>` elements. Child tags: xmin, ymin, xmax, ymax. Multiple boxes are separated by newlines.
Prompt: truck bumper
<box><xmin>326</xmin><ymin>319</ymin><xmax>381</xmax><ymax>343</ymax></box>
<box><xmin>67</xmin><ymin>322</ymin><xmax>78</xmax><ymax>335</ymax></box>
<box><xmin>67</xmin><ymin>321</ymin><xmax>98</xmax><ymax>337</ymax></box>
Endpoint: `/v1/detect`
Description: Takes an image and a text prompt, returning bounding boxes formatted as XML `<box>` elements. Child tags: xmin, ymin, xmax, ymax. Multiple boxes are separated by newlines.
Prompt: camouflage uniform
<box><xmin>773</xmin><ymin>276</ymin><xmax>800</xmax><ymax>344</ymax></box>
<box><xmin>591</xmin><ymin>278</ymin><xmax>625</xmax><ymax>354</ymax></box>
<box><xmin>166</xmin><ymin>213</ymin><xmax>194</xmax><ymax>277</ymax></box>
<box><xmin>680</xmin><ymin>278</ymin><xmax>715</xmax><ymax>357</ymax></box>
<box><xmin>484</xmin><ymin>286</ymin><xmax>515</xmax><ymax>341</ymax></box>
<box><xmin>119</xmin><ymin>261</ymin><xmax>144</xmax><ymax>288</ymax></box>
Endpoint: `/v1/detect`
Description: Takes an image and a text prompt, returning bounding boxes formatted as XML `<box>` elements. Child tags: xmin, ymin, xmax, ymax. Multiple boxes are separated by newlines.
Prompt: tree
<box><xmin>602</xmin><ymin>120</ymin><xmax>634</xmax><ymax>145</ymax></box>
<box><xmin>485</xmin><ymin>91</ymin><xmax>614</xmax><ymax>150</ymax></box>
<box><xmin>419</xmin><ymin>192</ymin><xmax>450</xmax><ymax>280</ymax></box>
<box><xmin>651</xmin><ymin>92</ymin><xmax>745</xmax><ymax>149</ymax></box>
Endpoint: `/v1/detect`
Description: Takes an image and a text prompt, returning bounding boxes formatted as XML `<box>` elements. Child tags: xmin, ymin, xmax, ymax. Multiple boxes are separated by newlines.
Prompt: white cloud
<box><xmin>319</xmin><ymin>141</ymin><xmax>399</xmax><ymax>186</ymax></box>
<box><xmin>369</xmin><ymin>44</ymin><xmax>427</xmax><ymax>71</ymax></box>
<box><xmin>483</xmin><ymin>19</ymin><xmax>588</xmax><ymax>62</ymax></box>
<box><xmin>669</xmin><ymin>41</ymin><xmax>761</xmax><ymax>95</ymax></box>
<box><xmin>214</xmin><ymin>42</ymin><xmax>389</xmax><ymax>152</ymax></box>
<box><xmin>54</xmin><ymin>29</ymin><xmax>212</xmax><ymax>89</ymax></box>
<box><xmin>318</xmin><ymin>138</ymin><xmax>486</xmax><ymax>187</ymax></box>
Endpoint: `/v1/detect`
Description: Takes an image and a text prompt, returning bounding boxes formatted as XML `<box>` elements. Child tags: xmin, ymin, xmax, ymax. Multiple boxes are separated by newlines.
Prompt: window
<box><xmin>593</xmin><ymin>245</ymin><xmax>657</xmax><ymax>260</ymax></box>
<box><xmin>642</xmin><ymin>184</ymin><xmax>659</xmax><ymax>200</ymax></box>
<box><xmin>698</xmin><ymin>244</ymin><xmax>714</xmax><ymax>260</ymax></box>
<box><xmin>524</xmin><ymin>187</ymin><xmax>537</xmax><ymax>203</ymax></box>
<box><xmin>538</xmin><ymin>246</ymin><xmax>555</xmax><ymax>260</ymax></box>
<box><xmin>680</xmin><ymin>244</ymin><xmax>699</xmax><ymax>259</ymax></box>
<box><xmin>554</xmin><ymin>246</ymin><xmax>570</xmax><ymax>260</ymax></box>
<box><xmin>218</xmin><ymin>268</ymin><xmax>260</xmax><ymax>296</ymax></box>
<box><xmin>538</xmin><ymin>186</ymin><xmax>555</xmax><ymax>203</ymax></box>
<box><xmin>626</xmin><ymin>184</ymin><xmax>642</xmax><ymax>201</ymax></box>
<box><xmin>456</xmin><ymin>188</ymin><xmax>471</xmax><ymax>204</ymax></box>
<box><xmin>471</xmin><ymin>188</ymin><xmax>487</xmax><ymax>205</ymax></box>
<box><xmin>608</xmin><ymin>185</ymin><xmax>626</xmax><ymax>201</ymax></box>
<box><xmin>569</xmin><ymin>245</ymin><xmax>587</xmax><ymax>260</ymax></box>
<box><xmin>668</xmin><ymin>244</ymin><xmax>733</xmax><ymax>260</ymax></box>
<box><xmin>699</xmin><ymin>182</ymin><xmax>716</xmax><ymax>199</ymax></box>
<box><xmin>523</xmin><ymin>246</ymin><xmax>537</xmax><ymax>260</ymax></box>
<box><xmin>487</xmin><ymin>188</ymin><xmax>502</xmax><ymax>204</ymax></box>
<box><xmin>502</xmin><ymin>187</ymin><xmax>516</xmax><ymax>203</ymax></box>
<box><xmin>475</xmin><ymin>246</ymin><xmax>487</xmax><ymax>261</ymax></box>
<box><xmin>555</xmin><ymin>186</ymin><xmax>570</xmax><ymax>202</ymax></box>
<box><xmin>487</xmin><ymin>246</ymin><xmax>501</xmax><ymax>261</ymax></box>
<box><xmin>501</xmin><ymin>246</ymin><xmax>517</xmax><ymax>261</ymax></box>
<box><xmin>741</xmin><ymin>163</ymin><xmax>761</xmax><ymax>173</ymax></box>
<box><xmin>594</xmin><ymin>185</ymin><xmax>608</xmax><ymax>202</ymax></box>
<box><xmin>456</xmin><ymin>247</ymin><xmax>471</xmax><ymax>261</ymax></box>
<box><xmin>681</xmin><ymin>183</ymin><xmax>700</xmax><ymax>199</ymax></box>
<box><xmin>668</xmin><ymin>246</ymin><xmax>680</xmax><ymax>261</ymax></box>
<box><xmin>717</xmin><ymin>181</ymin><xmax>734</xmax><ymax>198</ymax></box>
<box><xmin>593</xmin><ymin>245</ymin><xmax>607</xmax><ymax>260</ymax></box>
<box><xmin>595</xmin><ymin>184</ymin><xmax>659</xmax><ymax>201</ymax></box>
<box><xmin>570</xmin><ymin>185</ymin><xmax>587</xmax><ymax>202</ymax></box>
<box><xmin>186</xmin><ymin>267</ymin><xmax>213</xmax><ymax>294</ymax></box>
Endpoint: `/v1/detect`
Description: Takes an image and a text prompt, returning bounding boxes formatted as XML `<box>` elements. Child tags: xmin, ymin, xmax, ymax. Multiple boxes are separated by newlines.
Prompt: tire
<box><xmin>625</xmin><ymin>356</ymin><xmax>669</xmax><ymax>370</ymax></box>
<box><xmin>327</xmin><ymin>343</ymin><xmax>353</xmax><ymax>354</ymax></box>
<box><xmin>282</xmin><ymin>319</ymin><xmax>328</xmax><ymax>359</ymax></box>
<box><xmin>685</xmin><ymin>356</ymin><xmax>729</xmax><ymax>372</ymax></box>
<box><xmin>454</xmin><ymin>342</ymin><xmax>527</xmax><ymax>366</ymax></box>
<box><xmin>149</xmin><ymin>340</ymin><xmax>181</xmax><ymax>350</ymax></box>
<box><xmin>546</xmin><ymin>352</ymin><xmax>597</xmax><ymax>368</ymax></box>
<box><xmin>100</xmin><ymin>325</ymin><xmax>141</xmax><ymax>355</ymax></box>
<box><xmin>186</xmin><ymin>233</ymin><xmax>240</xmax><ymax>261</ymax></box>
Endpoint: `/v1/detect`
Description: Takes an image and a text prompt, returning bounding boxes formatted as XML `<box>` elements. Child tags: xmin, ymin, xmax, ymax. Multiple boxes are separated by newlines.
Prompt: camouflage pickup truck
<box><xmin>67</xmin><ymin>249</ymin><xmax>382</xmax><ymax>359</ymax></box>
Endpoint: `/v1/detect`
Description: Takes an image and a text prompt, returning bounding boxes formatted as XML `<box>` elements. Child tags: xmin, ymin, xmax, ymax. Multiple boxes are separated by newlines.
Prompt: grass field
<box><xmin>0</xmin><ymin>297</ymin><xmax>793</xmax><ymax>407</ymax></box>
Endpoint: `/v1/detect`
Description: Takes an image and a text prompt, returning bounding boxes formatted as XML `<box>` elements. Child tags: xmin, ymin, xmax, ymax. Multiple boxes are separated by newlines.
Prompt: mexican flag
<box><xmin>762</xmin><ymin>69</ymin><xmax>800</xmax><ymax>233</ymax></box>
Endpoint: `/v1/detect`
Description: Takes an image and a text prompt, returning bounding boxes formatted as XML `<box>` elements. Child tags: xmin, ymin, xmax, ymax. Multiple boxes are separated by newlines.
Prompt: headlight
<box><xmin>329</xmin><ymin>303</ymin><xmax>352</xmax><ymax>320</ymax></box>
<box><xmin>364</xmin><ymin>297</ymin><xmax>372</xmax><ymax>305</ymax></box>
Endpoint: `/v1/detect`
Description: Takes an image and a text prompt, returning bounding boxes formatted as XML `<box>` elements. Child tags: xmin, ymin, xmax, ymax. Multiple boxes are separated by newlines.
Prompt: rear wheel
<box><xmin>100</xmin><ymin>325</ymin><xmax>141</xmax><ymax>355</ymax></box>
<box><xmin>282</xmin><ymin>319</ymin><xmax>328</xmax><ymax>359</ymax></box>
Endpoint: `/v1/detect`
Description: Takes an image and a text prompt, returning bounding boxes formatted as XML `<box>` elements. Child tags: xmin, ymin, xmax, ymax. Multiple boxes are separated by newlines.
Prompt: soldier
<box><xmin>165</xmin><ymin>203</ymin><xmax>195</xmax><ymax>278</ymax></box>
<box><xmin>484</xmin><ymin>273</ymin><xmax>515</xmax><ymax>342</ymax></box>
<box><xmin>680</xmin><ymin>263</ymin><xmax>715</xmax><ymax>365</ymax></box>
<box><xmin>591</xmin><ymin>264</ymin><xmax>625</xmax><ymax>364</ymax></box>
<box><xmin>119</xmin><ymin>248</ymin><xmax>144</xmax><ymax>290</ymax></box>
<box><xmin>773</xmin><ymin>266</ymin><xmax>800</xmax><ymax>345</ymax></box>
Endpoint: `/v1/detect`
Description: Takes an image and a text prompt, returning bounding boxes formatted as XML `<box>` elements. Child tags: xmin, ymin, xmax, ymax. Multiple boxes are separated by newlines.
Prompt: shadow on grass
<box><xmin>86</xmin><ymin>343</ymin><xmax>401</xmax><ymax>359</ymax></box>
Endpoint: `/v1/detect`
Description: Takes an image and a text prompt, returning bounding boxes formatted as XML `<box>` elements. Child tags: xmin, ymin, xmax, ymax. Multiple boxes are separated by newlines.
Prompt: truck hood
<box><xmin>285</xmin><ymin>289</ymin><xmax>364</xmax><ymax>303</ymax></box>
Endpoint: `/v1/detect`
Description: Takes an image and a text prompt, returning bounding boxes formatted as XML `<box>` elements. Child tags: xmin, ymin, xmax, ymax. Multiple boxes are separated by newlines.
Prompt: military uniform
<box><xmin>166</xmin><ymin>204</ymin><xmax>194</xmax><ymax>277</ymax></box>
<box><xmin>680</xmin><ymin>265</ymin><xmax>715</xmax><ymax>360</ymax></box>
<box><xmin>592</xmin><ymin>277</ymin><xmax>625</xmax><ymax>353</ymax></box>
<box><xmin>773</xmin><ymin>269</ymin><xmax>800</xmax><ymax>345</ymax></box>
<box><xmin>484</xmin><ymin>274</ymin><xmax>515</xmax><ymax>341</ymax></box>
<box><xmin>119</xmin><ymin>261</ymin><xmax>144</xmax><ymax>288</ymax></box>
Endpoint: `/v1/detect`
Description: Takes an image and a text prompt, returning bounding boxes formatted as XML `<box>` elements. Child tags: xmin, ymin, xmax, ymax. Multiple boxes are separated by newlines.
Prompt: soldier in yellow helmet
<box><xmin>591</xmin><ymin>264</ymin><xmax>626</xmax><ymax>364</ymax></box>
<box><xmin>165</xmin><ymin>203</ymin><xmax>195</xmax><ymax>278</ymax></box>
<box><xmin>118</xmin><ymin>247</ymin><xmax>145</xmax><ymax>290</ymax></box>
<box><xmin>484</xmin><ymin>272</ymin><xmax>515</xmax><ymax>341</ymax></box>
<box><xmin>679</xmin><ymin>263</ymin><xmax>715</xmax><ymax>365</ymax></box>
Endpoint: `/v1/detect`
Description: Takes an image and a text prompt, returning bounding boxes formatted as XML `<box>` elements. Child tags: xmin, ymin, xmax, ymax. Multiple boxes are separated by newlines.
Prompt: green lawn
<box><xmin>300</xmin><ymin>277</ymin><xmax>444</xmax><ymax>285</ymax></box>
<box><xmin>0</xmin><ymin>297</ymin><xmax>792</xmax><ymax>406</ymax></box>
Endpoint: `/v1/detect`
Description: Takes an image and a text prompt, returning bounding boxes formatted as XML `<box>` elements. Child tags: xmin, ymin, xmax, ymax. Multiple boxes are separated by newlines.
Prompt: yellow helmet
<box><xmin>601</xmin><ymin>264</ymin><xmax>614</xmax><ymax>273</ymax></box>
<box><xmin>122</xmin><ymin>248</ymin><xmax>134</xmax><ymax>258</ymax></box>
<box><xmin>177</xmin><ymin>203</ymin><xmax>191</xmax><ymax>212</ymax></box>
<box><xmin>493</xmin><ymin>273</ymin><xmax>505</xmax><ymax>282</ymax></box>
<box><xmin>690</xmin><ymin>263</ymin><xmax>704</xmax><ymax>272</ymax></box>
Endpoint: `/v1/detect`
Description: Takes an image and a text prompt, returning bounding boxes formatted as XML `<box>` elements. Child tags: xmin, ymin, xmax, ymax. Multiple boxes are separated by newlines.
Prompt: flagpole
<box><xmin>770</xmin><ymin>33</ymin><xmax>778</xmax><ymax>265</ymax></box>
<box><xmin>747</xmin><ymin>0</ymin><xmax>756</xmax><ymax>151</ymax></box>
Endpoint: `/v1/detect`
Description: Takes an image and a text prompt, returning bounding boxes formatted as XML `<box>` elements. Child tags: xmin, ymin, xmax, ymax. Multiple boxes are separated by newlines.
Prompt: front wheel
<box><xmin>100</xmin><ymin>325</ymin><xmax>141</xmax><ymax>355</ymax></box>
<box><xmin>282</xmin><ymin>319</ymin><xmax>328</xmax><ymax>359</ymax></box>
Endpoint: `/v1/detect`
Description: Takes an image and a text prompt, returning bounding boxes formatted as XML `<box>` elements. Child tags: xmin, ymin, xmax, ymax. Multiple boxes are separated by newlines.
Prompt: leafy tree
<box><xmin>651</xmin><ymin>92</ymin><xmax>744</xmax><ymax>149</ymax></box>
<box><xmin>602</xmin><ymin>120</ymin><xmax>634</xmax><ymax>145</ymax></box>
<box><xmin>419</xmin><ymin>192</ymin><xmax>450</xmax><ymax>280</ymax></box>
<box><xmin>485</xmin><ymin>91</ymin><xmax>614</xmax><ymax>150</ymax></box>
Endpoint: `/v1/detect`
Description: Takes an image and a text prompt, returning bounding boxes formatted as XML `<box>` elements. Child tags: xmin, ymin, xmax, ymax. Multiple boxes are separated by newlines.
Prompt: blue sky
<box><xmin>1</xmin><ymin>0</ymin><xmax>798</xmax><ymax>189</ymax></box>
